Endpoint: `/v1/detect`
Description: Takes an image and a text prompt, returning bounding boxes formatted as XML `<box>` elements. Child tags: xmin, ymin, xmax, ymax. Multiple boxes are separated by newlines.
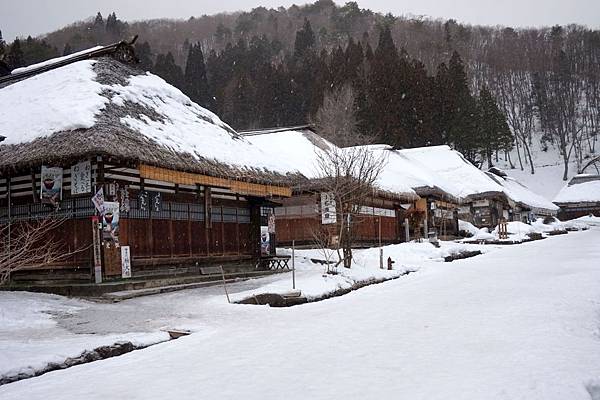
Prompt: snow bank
<box><xmin>0</xmin><ymin>291</ymin><xmax>169</xmax><ymax>379</ymax></box>
<box><xmin>531</xmin><ymin>217</ymin><xmax>565</xmax><ymax>233</ymax></box>
<box><xmin>232</xmin><ymin>241</ymin><xmax>490</xmax><ymax>302</ymax></box>
<box><xmin>459</xmin><ymin>219</ymin><xmax>479</xmax><ymax>236</ymax></box>
<box><xmin>572</xmin><ymin>215</ymin><xmax>600</xmax><ymax>227</ymax></box>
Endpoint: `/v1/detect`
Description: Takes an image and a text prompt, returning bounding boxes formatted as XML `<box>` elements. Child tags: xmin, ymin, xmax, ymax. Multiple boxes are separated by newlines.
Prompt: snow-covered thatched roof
<box><xmin>396</xmin><ymin>145</ymin><xmax>506</xmax><ymax>200</ymax></box>
<box><xmin>241</xmin><ymin>128</ymin><xmax>417</xmax><ymax>201</ymax></box>
<box><xmin>553</xmin><ymin>175</ymin><xmax>600</xmax><ymax>204</ymax></box>
<box><xmin>486</xmin><ymin>170</ymin><xmax>559</xmax><ymax>214</ymax></box>
<box><xmin>355</xmin><ymin>145</ymin><xmax>463</xmax><ymax>202</ymax></box>
<box><xmin>0</xmin><ymin>47</ymin><xmax>295</xmax><ymax>187</ymax></box>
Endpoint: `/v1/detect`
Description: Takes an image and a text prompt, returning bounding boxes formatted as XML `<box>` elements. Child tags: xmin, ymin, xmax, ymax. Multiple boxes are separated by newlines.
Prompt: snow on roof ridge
<box><xmin>239</xmin><ymin>125</ymin><xmax>314</xmax><ymax>136</ymax></box>
<box><xmin>11</xmin><ymin>46</ymin><xmax>105</xmax><ymax>75</ymax></box>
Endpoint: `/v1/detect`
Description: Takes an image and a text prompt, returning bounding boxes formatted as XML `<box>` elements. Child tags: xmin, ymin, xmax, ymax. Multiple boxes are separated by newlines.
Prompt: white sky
<box><xmin>1</xmin><ymin>0</ymin><xmax>599</xmax><ymax>41</ymax></box>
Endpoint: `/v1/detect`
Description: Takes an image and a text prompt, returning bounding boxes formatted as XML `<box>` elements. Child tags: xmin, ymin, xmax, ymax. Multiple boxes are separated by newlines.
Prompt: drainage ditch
<box><xmin>0</xmin><ymin>333</ymin><xmax>184</xmax><ymax>386</ymax></box>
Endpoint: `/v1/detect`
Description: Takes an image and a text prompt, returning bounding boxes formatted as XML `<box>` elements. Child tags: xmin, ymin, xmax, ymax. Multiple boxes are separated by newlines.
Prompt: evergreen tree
<box><xmin>434</xmin><ymin>51</ymin><xmax>480</xmax><ymax>164</ymax></box>
<box><xmin>289</xmin><ymin>19</ymin><xmax>321</xmax><ymax>124</ymax></box>
<box><xmin>136</xmin><ymin>41</ymin><xmax>153</xmax><ymax>71</ymax></box>
<box><xmin>94</xmin><ymin>12</ymin><xmax>104</xmax><ymax>27</ymax></box>
<box><xmin>153</xmin><ymin>52</ymin><xmax>184</xmax><ymax>89</ymax></box>
<box><xmin>184</xmin><ymin>43</ymin><xmax>211</xmax><ymax>109</ymax></box>
<box><xmin>294</xmin><ymin>18</ymin><xmax>316</xmax><ymax>59</ymax></box>
<box><xmin>477</xmin><ymin>87</ymin><xmax>513</xmax><ymax>166</ymax></box>
<box><xmin>7</xmin><ymin>39</ymin><xmax>24</xmax><ymax>69</ymax></box>
<box><xmin>0</xmin><ymin>30</ymin><xmax>5</xmax><ymax>56</ymax></box>
<box><xmin>360</xmin><ymin>26</ymin><xmax>400</xmax><ymax>145</ymax></box>
<box><xmin>62</xmin><ymin>42</ymin><xmax>72</xmax><ymax>56</ymax></box>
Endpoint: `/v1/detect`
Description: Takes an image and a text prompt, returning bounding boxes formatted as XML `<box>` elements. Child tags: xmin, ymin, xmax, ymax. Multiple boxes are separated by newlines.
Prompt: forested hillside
<box><xmin>1</xmin><ymin>0</ymin><xmax>598</xmax><ymax>182</ymax></box>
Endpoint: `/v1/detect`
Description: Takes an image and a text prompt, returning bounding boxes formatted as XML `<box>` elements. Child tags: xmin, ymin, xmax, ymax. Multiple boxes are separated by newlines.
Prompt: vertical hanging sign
<box><xmin>102</xmin><ymin>201</ymin><xmax>120</xmax><ymax>243</ymax></box>
<box><xmin>320</xmin><ymin>192</ymin><xmax>337</xmax><ymax>225</ymax></box>
<box><xmin>267</xmin><ymin>211</ymin><xmax>276</xmax><ymax>234</ymax></box>
<box><xmin>40</xmin><ymin>166</ymin><xmax>63</xmax><ymax>206</ymax></box>
<box><xmin>71</xmin><ymin>160</ymin><xmax>92</xmax><ymax>195</ymax></box>
<box><xmin>91</xmin><ymin>216</ymin><xmax>102</xmax><ymax>283</ymax></box>
<box><xmin>91</xmin><ymin>188</ymin><xmax>105</xmax><ymax>215</ymax></box>
<box><xmin>121</xmin><ymin>246</ymin><xmax>132</xmax><ymax>278</ymax></box>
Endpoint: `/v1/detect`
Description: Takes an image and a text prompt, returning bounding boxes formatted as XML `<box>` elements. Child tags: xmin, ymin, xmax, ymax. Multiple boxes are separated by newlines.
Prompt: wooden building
<box><xmin>242</xmin><ymin>127</ymin><xmax>417</xmax><ymax>246</ymax></box>
<box><xmin>486</xmin><ymin>167</ymin><xmax>558</xmax><ymax>222</ymax></box>
<box><xmin>0</xmin><ymin>43</ymin><xmax>291</xmax><ymax>291</ymax></box>
<box><xmin>365</xmin><ymin>145</ymin><xmax>463</xmax><ymax>240</ymax></box>
<box><xmin>554</xmin><ymin>175</ymin><xmax>600</xmax><ymax>220</ymax></box>
<box><xmin>397</xmin><ymin>146</ymin><xmax>514</xmax><ymax>229</ymax></box>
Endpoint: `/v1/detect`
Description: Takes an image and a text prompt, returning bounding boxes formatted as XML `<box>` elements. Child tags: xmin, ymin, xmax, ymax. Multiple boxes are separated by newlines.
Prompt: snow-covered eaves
<box><xmin>487</xmin><ymin>172</ymin><xmax>559</xmax><ymax>213</ymax></box>
<box><xmin>553</xmin><ymin>175</ymin><xmax>600</xmax><ymax>204</ymax></box>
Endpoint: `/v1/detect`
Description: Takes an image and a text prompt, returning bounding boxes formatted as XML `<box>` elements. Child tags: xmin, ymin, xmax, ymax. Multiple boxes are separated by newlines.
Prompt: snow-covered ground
<box><xmin>492</xmin><ymin>138</ymin><xmax>598</xmax><ymax>202</ymax></box>
<box><xmin>232</xmin><ymin>241</ymin><xmax>491</xmax><ymax>302</ymax></box>
<box><xmin>1</xmin><ymin>227</ymin><xmax>599</xmax><ymax>399</ymax></box>
<box><xmin>0</xmin><ymin>240</ymin><xmax>489</xmax><ymax>381</ymax></box>
<box><xmin>0</xmin><ymin>292</ymin><xmax>170</xmax><ymax>379</ymax></box>
<box><xmin>459</xmin><ymin>217</ymin><xmax>572</xmax><ymax>242</ymax></box>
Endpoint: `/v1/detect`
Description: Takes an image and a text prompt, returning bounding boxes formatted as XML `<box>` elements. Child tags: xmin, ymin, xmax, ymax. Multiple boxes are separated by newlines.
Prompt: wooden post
<box><xmin>6</xmin><ymin>175</ymin><xmax>11</xmax><ymax>277</ymax></box>
<box><xmin>404</xmin><ymin>218</ymin><xmax>410</xmax><ymax>242</ymax></box>
<box><xmin>92</xmin><ymin>216</ymin><xmax>102</xmax><ymax>283</ymax></box>
<box><xmin>219</xmin><ymin>265</ymin><xmax>230</xmax><ymax>304</ymax></box>
<box><xmin>292</xmin><ymin>240</ymin><xmax>296</xmax><ymax>290</ymax></box>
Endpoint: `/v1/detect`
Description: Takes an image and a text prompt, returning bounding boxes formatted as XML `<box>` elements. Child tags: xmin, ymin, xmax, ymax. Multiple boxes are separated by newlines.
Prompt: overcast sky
<box><xmin>2</xmin><ymin>0</ymin><xmax>599</xmax><ymax>41</ymax></box>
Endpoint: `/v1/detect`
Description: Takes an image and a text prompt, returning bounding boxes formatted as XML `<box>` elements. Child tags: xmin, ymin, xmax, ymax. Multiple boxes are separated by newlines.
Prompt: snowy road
<box><xmin>2</xmin><ymin>229</ymin><xmax>600</xmax><ymax>399</ymax></box>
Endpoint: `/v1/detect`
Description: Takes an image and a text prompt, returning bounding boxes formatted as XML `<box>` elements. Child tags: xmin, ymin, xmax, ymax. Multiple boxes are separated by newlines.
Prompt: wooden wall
<box><xmin>0</xmin><ymin>158</ymin><xmax>265</xmax><ymax>282</ymax></box>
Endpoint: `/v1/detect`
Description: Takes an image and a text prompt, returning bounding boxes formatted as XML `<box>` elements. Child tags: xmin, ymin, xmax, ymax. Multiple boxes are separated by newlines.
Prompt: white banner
<box><xmin>40</xmin><ymin>166</ymin><xmax>63</xmax><ymax>206</ymax></box>
<box><xmin>321</xmin><ymin>192</ymin><xmax>337</xmax><ymax>225</ymax></box>
<box><xmin>121</xmin><ymin>246</ymin><xmax>132</xmax><ymax>278</ymax></box>
<box><xmin>71</xmin><ymin>160</ymin><xmax>92</xmax><ymax>195</ymax></box>
<box><xmin>91</xmin><ymin>188</ymin><xmax>105</xmax><ymax>215</ymax></box>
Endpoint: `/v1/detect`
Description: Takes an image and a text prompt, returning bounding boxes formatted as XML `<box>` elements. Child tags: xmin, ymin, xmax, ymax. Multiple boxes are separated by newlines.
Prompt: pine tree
<box><xmin>294</xmin><ymin>18</ymin><xmax>316</xmax><ymax>59</ymax></box>
<box><xmin>477</xmin><ymin>87</ymin><xmax>513</xmax><ymax>166</ymax></box>
<box><xmin>360</xmin><ymin>26</ymin><xmax>401</xmax><ymax>145</ymax></box>
<box><xmin>434</xmin><ymin>51</ymin><xmax>480</xmax><ymax>164</ymax></box>
<box><xmin>94</xmin><ymin>12</ymin><xmax>104</xmax><ymax>27</ymax></box>
<box><xmin>0</xmin><ymin>30</ymin><xmax>5</xmax><ymax>56</ymax></box>
<box><xmin>7</xmin><ymin>39</ymin><xmax>24</xmax><ymax>69</ymax></box>
<box><xmin>153</xmin><ymin>52</ymin><xmax>184</xmax><ymax>89</ymax></box>
<box><xmin>184</xmin><ymin>43</ymin><xmax>211</xmax><ymax>109</ymax></box>
<box><xmin>136</xmin><ymin>41</ymin><xmax>153</xmax><ymax>71</ymax></box>
<box><xmin>62</xmin><ymin>43</ymin><xmax>72</xmax><ymax>56</ymax></box>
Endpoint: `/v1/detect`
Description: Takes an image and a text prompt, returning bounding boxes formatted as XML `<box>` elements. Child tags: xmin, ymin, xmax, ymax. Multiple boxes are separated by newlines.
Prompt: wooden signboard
<box><xmin>103</xmin><ymin>245</ymin><xmax>122</xmax><ymax>276</ymax></box>
<box><xmin>92</xmin><ymin>216</ymin><xmax>102</xmax><ymax>283</ymax></box>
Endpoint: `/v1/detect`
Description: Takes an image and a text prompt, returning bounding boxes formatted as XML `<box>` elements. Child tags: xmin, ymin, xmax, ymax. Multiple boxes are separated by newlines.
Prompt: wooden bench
<box><xmin>255</xmin><ymin>256</ymin><xmax>291</xmax><ymax>271</ymax></box>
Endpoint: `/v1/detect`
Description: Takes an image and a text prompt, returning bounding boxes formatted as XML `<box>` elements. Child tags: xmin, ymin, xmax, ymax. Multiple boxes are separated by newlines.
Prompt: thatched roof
<box><xmin>0</xmin><ymin>49</ymin><xmax>296</xmax><ymax>188</ymax></box>
<box><xmin>242</xmin><ymin>128</ymin><xmax>418</xmax><ymax>202</ymax></box>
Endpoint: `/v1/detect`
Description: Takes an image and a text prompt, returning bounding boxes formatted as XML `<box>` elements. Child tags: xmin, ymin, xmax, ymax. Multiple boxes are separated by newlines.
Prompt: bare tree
<box><xmin>314</xmin><ymin>146</ymin><xmax>386</xmax><ymax>269</ymax></box>
<box><xmin>0</xmin><ymin>217</ymin><xmax>73</xmax><ymax>284</ymax></box>
<box><xmin>313</xmin><ymin>83</ymin><xmax>370</xmax><ymax>147</ymax></box>
<box><xmin>309</xmin><ymin>223</ymin><xmax>338</xmax><ymax>274</ymax></box>
<box><xmin>533</xmin><ymin>31</ymin><xmax>585</xmax><ymax>181</ymax></box>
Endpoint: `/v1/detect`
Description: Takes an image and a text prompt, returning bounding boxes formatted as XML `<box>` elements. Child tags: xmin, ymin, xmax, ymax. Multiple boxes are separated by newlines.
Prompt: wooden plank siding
<box><xmin>0</xmin><ymin>159</ymin><xmax>267</xmax><ymax>282</ymax></box>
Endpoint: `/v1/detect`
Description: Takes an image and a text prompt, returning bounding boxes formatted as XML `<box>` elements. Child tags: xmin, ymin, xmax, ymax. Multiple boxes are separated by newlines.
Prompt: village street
<box><xmin>1</xmin><ymin>228</ymin><xmax>599</xmax><ymax>399</ymax></box>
